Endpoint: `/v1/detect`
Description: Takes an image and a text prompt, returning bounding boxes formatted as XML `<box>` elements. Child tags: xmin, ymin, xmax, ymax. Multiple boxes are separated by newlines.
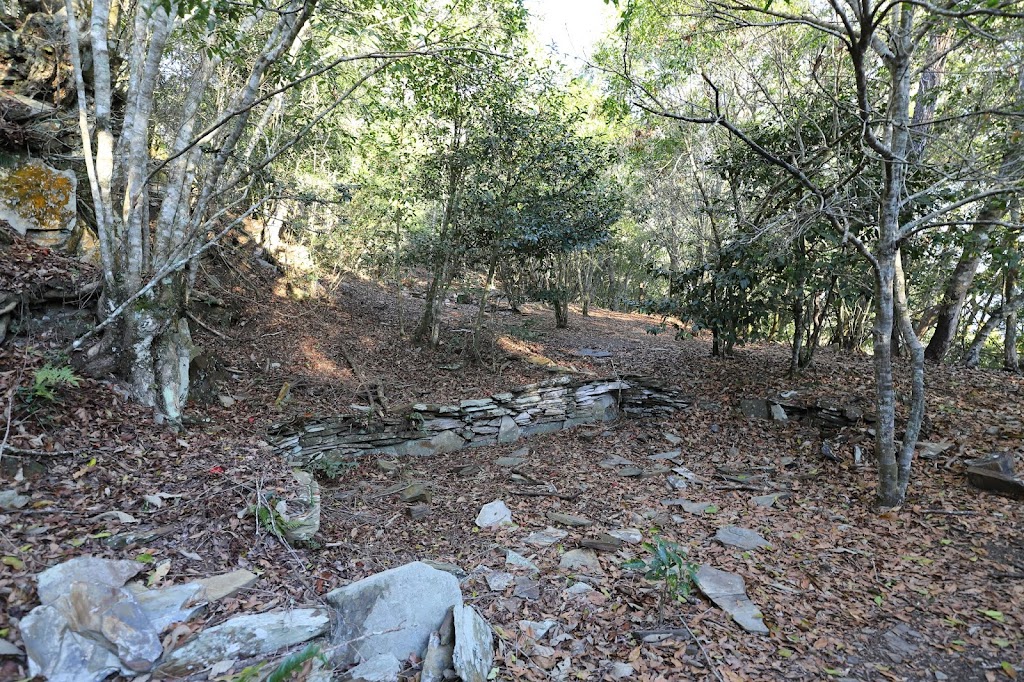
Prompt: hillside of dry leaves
<box><xmin>0</xmin><ymin>244</ymin><xmax>1022</xmax><ymax>681</ymax></box>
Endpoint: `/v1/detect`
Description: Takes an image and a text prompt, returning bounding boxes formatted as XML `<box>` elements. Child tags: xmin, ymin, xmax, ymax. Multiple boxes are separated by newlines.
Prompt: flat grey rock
<box><xmin>512</xmin><ymin>576</ymin><xmax>540</xmax><ymax>600</ymax></box>
<box><xmin>665</xmin><ymin>475</ymin><xmax>690</xmax><ymax>491</ymax></box>
<box><xmin>618</xmin><ymin>466</ymin><xmax>644</xmax><ymax>477</ymax></box>
<box><xmin>130</xmin><ymin>582</ymin><xmax>205</xmax><ymax>632</ymax></box>
<box><xmin>495</xmin><ymin>456</ymin><xmax>526</xmax><ymax>467</ymax></box>
<box><xmin>0</xmin><ymin>639</ymin><xmax>22</xmax><ymax>656</ymax></box>
<box><xmin>475</xmin><ymin>500</ymin><xmax>513</xmax><ymax>528</ymax></box>
<box><xmin>715</xmin><ymin>526</ymin><xmax>770</xmax><ymax>550</ymax></box>
<box><xmin>518</xmin><ymin>619</ymin><xmax>558</xmax><ymax>640</ymax></box>
<box><xmin>505</xmin><ymin>550</ymin><xmax>538</xmax><ymax>573</ymax></box>
<box><xmin>663</xmin><ymin>498</ymin><xmax>714</xmax><ymax>514</ymax></box>
<box><xmin>599</xmin><ymin>454</ymin><xmax>636</xmax><ymax>469</ymax></box>
<box><xmin>739</xmin><ymin>399</ymin><xmax>771</xmax><ymax>420</ymax></box>
<box><xmin>160</xmin><ymin>609</ymin><xmax>330</xmax><ymax>675</ymax></box>
<box><xmin>345</xmin><ymin>652</ymin><xmax>401</xmax><ymax>682</ymax></box>
<box><xmin>664</xmin><ymin>432</ymin><xmax>683</xmax><ymax>445</ymax></box>
<box><xmin>559</xmin><ymin>549</ymin><xmax>603</xmax><ymax>577</ymax></box>
<box><xmin>564</xmin><ymin>582</ymin><xmax>594</xmax><ymax>597</ymax></box>
<box><xmin>694</xmin><ymin>564</ymin><xmax>768</xmax><ymax>634</ymax></box>
<box><xmin>21</xmin><ymin>603</ymin><xmax>123</xmax><ymax>682</ymax></box>
<box><xmin>452</xmin><ymin>605</ymin><xmax>493</xmax><ymax>682</ymax></box>
<box><xmin>610</xmin><ymin>661</ymin><xmax>635</xmax><ymax>679</ymax></box>
<box><xmin>546</xmin><ymin>512</ymin><xmax>593</xmax><ymax>527</ymax></box>
<box><xmin>751</xmin><ymin>492</ymin><xmax>790</xmax><ymax>508</ymax></box>
<box><xmin>484</xmin><ymin>571</ymin><xmax>514</xmax><ymax>591</ymax></box>
<box><xmin>607</xmin><ymin>528</ymin><xmax>642</xmax><ymax>544</ymax></box>
<box><xmin>36</xmin><ymin>556</ymin><xmax>144</xmax><ymax>604</ymax></box>
<box><xmin>0</xmin><ymin>489</ymin><xmax>29</xmax><ymax>510</ymax></box>
<box><xmin>647</xmin><ymin>449</ymin><xmax>682</xmax><ymax>461</ymax></box>
<box><xmin>770</xmin><ymin>404</ymin><xmax>788</xmax><ymax>421</ymax></box>
<box><xmin>195</xmin><ymin>569</ymin><xmax>258</xmax><ymax>601</ymax></box>
<box><xmin>524</xmin><ymin>526</ymin><xmax>568</xmax><ymax>548</ymax></box>
<box><xmin>421</xmin><ymin>560</ymin><xmax>467</xmax><ymax>579</ymax></box>
<box><xmin>326</xmin><ymin>562</ymin><xmax>461</xmax><ymax>667</ymax></box>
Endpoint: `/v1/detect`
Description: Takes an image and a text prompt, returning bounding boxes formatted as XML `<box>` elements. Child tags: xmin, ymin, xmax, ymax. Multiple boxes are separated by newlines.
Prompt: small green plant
<box><xmin>624</xmin><ymin>536</ymin><xmax>697</xmax><ymax>625</ymax></box>
<box><xmin>21</xmin><ymin>363</ymin><xmax>81</xmax><ymax>404</ymax></box>
<box><xmin>231</xmin><ymin>643</ymin><xmax>327</xmax><ymax>681</ymax></box>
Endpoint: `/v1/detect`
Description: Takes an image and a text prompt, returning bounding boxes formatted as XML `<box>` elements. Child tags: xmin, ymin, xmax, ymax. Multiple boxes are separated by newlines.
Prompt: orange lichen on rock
<box><xmin>0</xmin><ymin>162</ymin><xmax>74</xmax><ymax>230</ymax></box>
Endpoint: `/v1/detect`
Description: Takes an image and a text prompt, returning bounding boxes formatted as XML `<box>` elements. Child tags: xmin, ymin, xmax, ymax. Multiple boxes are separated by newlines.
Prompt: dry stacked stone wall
<box><xmin>270</xmin><ymin>375</ymin><xmax>690</xmax><ymax>468</ymax></box>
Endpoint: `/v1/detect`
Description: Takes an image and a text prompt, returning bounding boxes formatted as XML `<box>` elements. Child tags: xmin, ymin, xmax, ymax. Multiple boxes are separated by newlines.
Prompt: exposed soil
<box><xmin>0</xmin><ymin>247</ymin><xmax>1022</xmax><ymax>681</ymax></box>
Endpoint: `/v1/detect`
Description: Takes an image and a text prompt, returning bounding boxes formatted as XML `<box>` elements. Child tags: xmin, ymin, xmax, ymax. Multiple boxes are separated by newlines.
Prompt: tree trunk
<box><xmin>472</xmin><ymin>250</ymin><xmax>498</xmax><ymax>359</ymax></box>
<box><xmin>923</xmin><ymin>224</ymin><xmax>991</xmax><ymax>363</ymax></box>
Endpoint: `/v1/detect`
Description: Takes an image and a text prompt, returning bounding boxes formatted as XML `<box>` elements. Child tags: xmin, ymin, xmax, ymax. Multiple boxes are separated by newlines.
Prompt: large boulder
<box><xmin>326</xmin><ymin>562</ymin><xmax>462</xmax><ymax>667</ymax></box>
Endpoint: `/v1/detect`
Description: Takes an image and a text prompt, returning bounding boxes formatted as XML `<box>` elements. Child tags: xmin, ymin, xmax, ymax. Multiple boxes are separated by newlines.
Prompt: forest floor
<box><xmin>1</xmin><ymin>243</ymin><xmax>1022</xmax><ymax>681</ymax></box>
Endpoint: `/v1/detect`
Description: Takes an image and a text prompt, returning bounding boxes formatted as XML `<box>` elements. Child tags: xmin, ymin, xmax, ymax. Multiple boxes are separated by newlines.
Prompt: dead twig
<box><xmin>187</xmin><ymin>311</ymin><xmax>233</xmax><ymax>340</ymax></box>
<box><xmin>917</xmin><ymin>509</ymin><xmax>976</xmax><ymax>516</ymax></box>
<box><xmin>509</xmin><ymin>489</ymin><xmax>580</xmax><ymax>500</ymax></box>
<box><xmin>0</xmin><ymin>445</ymin><xmax>80</xmax><ymax>457</ymax></box>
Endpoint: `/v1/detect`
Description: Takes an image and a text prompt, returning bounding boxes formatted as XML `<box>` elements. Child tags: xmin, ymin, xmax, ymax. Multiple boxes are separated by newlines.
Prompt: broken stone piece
<box><xmin>452</xmin><ymin>605</ymin><xmax>493</xmax><ymax>682</ymax></box>
<box><xmin>694</xmin><ymin>564</ymin><xmax>768</xmax><ymax>634</ymax></box>
<box><xmin>345</xmin><ymin>652</ymin><xmax>401</xmax><ymax>682</ymax></box>
<box><xmin>505</xmin><ymin>550</ymin><xmax>538</xmax><ymax>573</ymax></box>
<box><xmin>546</xmin><ymin>512</ymin><xmax>594</xmax><ymax>527</ymax></box>
<box><xmin>160</xmin><ymin>609</ymin><xmax>330</xmax><ymax>676</ymax></box>
<box><xmin>485</xmin><ymin>571</ymin><xmax>514</xmax><ymax>591</ymax></box>
<box><xmin>476</xmin><ymin>500</ymin><xmax>513</xmax><ymax>528</ymax></box>
<box><xmin>400</xmin><ymin>483</ymin><xmax>431</xmax><ymax>503</ymax></box>
<box><xmin>607</xmin><ymin>528</ymin><xmax>642</xmax><ymax>544</ymax></box>
<box><xmin>966</xmin><ymin>466</ymin><xmax>1024</xmax><ymax>500</ymax></box>
<box><xmin>195</xmin><ymin>569</ymin><xmax>258</xmax><ymax>601</ymax></box>
<box><xmin>36</xmin><ymin>556</ymin><xmax>144</xmax><ymax>604</ymax></box>
<box><xmin>512</xmin><ymin>576</ymin><xmax>540</xmax><ymax>600</ymax></box>
<box><xmin>524</xmin><ymin>526</ymin><xmax>569</xmax><ymax>548</ymax></box>
<box><xmin>715</xmin><ymin>526</ymin><xmax>770</xmax><ymax>551</ymax></box>
<box><xmin>559</xmin><ymin>549</ymin><xmax>603</xmax><ymax>577</ymax></box>
<box><xmin>0</xmin><ymin>489</ymin><xmax>29</xmax><ymax>510</ymax></box>
<box><xmin>663</xmin><ymin>498</ymin><xmax>714</xmax><ymax>514</ymax></box>
<box><xmin>751</xmin><ymin>492</ymin><xmax>791</xmax><ymax>508</ymax></box>
<box><xmin>580</xmin><ymin>533</ymin><xmax>622</xmax><ymax>552</ymax></box>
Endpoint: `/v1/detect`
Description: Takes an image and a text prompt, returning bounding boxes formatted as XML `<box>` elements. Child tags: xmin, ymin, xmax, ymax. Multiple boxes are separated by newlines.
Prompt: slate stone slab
<box><xmin>648</xmin><ymin>449</ymin><xmax>682</xmax><ymax>462</ymax></box>
<box><xmin>663</xmin><ymin>499</ymin><xmax>714</xmax><ymax>514</ymax></box>
<box><xmin>607</xmin><ymin>528</ymin><xmax>642</xmax><ymax>544</ymax></box>
<box><xmin>770</xmin><ymin>404</ymin><xmax>788</xmax><ymax>422</ymax></box>
<box><xmin>326</xmin><ymin>562</ymin><xmax>461</xmax><ymax>667</ymax></box>
<box><xmin>524</xmin><ymin>527</ymin><xmax>569</xmax><ymax>548</ymax></box>
<box><xmin>600</xmin><ymin>454</ymin><xmax>637</xmax><ymax>469</ymax></box>
<box><xmin>546</xmin><ymin>512</ymin><xmax>594</xmax><ymax>527</ymax></box>
<box><xmin>345</xmin><ymin>653</ymin><xmax>401</xmax><ymax>682</ymax></box>
<box><xmin>195</xmin><ymin>569</ymin><xmax>258</xmax><ymax>601</ymax></box>
<box><xmin>512</xmin><ymin>576</ymin><xmax>540</xmax><ymax>600</ymax></box>
<box><xmin>739</xmin><ymin>399</ymin><xmax>771</xmax><ymax>420</ymax></box>
<box><xmin>495</xmin><ymin>457</ymin><xmax>526</xmax><ymax>467</ymax></box>
<box><xmin>559</xmin><ymin>549</ymin><xmax>603</xmax><ymax>577</ymax></box>
<box><xmin>36</xmin><ymin>556</ymin><xmax>144</xmax><ymax>604</ymax></box>
<box><xmin>505</xmin><ymin>550</ymin><xmax>538</xmax><ymax>573</ymax></box>
<box><xmin>715</xmin><ymin>526</ymin><xmax>770</xmax><ymax>550</ymax></box>
<box><xmin>485</xmin><ymin>571</ymin><xmax>514</xmax><ymax>591</ymax></box>
<box><xmin>160</xmin><ymin>608</ymin><xmax>330</xmax><ymax>676</ymax></box>
<box><xmin>966</xmin><ymin>467</ymin><xmax>1024</xmax><ymax>500</ymax></box>
<box><xmin>751</xmin><ymin>492</ymin><xmax>791</xmax><ymax>508</ymax></box>
<box><xmin>452</xmin><ymin>605</ymin><xmax>493</xmax><ymax>682</ymax></box>
<box><xmin>694</xmin><ymin>564</ymin><xmax>768</xmax><ymax>634</ymax></box>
